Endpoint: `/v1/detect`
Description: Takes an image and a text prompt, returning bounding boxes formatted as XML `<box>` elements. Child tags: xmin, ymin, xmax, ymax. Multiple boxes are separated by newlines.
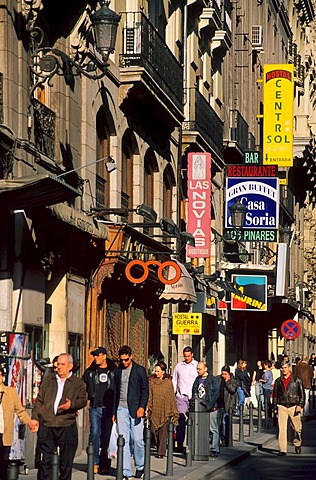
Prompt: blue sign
<box><xmin>225</xmin><ymin>177</ymin><xmax>279</xmax><ymax>231</ymax></box>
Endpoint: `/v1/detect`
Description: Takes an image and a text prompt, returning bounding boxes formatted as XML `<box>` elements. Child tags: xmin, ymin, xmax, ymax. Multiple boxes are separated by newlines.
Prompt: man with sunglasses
<box><xmin>112</xmin><ymin>345</ymin><xmax>149</xmax><ymax>480</ymax></box>
<box><xmin>82</xmin><ymin>347</ymin><xmax>116</xmax><ymax>475</ymax></box>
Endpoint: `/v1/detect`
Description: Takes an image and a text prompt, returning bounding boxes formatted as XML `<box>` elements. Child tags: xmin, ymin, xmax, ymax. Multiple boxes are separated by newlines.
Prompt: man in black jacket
<box><xmin>82</xmin><ymin>347</ymin><xmax>116</xmax><ymax>475</ymax></box>
<box><xmin>32</xmin><ymin>353</ymin><xmax>87</xmax><ymax>480</ymax></box>
<box><xmin>112</xmin><ymin>345</ymin><xmax>149</xmax><ymax>480</ymax></box>
<box><xmin>192</xmin><ymin>361</ymin><xmax>220</xmax><ymax>457</ymax></box>
<box><xmin>273</xmin><ymin>360</ymin><xmax>305</xmax><ymax>456</ymax></box>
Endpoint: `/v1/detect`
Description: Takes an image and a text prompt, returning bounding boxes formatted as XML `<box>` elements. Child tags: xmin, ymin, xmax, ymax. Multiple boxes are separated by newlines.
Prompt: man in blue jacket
<box><xmin>112</xmin><ymin>346</ymin><xmax>149</xmax><ymax>480</ymax></box>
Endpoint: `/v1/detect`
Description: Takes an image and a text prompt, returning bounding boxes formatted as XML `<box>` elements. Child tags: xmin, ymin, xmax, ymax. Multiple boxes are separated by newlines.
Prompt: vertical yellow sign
<box><xmin>263</xmin><ymin>64</ymin><xmax>294</xmax><ymax>167</ymax></box>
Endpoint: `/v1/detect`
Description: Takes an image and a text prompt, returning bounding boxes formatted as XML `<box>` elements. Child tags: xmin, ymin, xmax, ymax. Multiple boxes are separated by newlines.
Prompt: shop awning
<box><xmin>47</xmin><ymin>203</ymin><xmax>109</xmax><ymax>240</ymax></box>
<box><xmin>160</xmin><ymin>260</ymin><xmax>197</xmax><ymax>304</ymax></box>
<box><xmin>0</xmin><ymin>174</ymin><xmax>81</xmax><ymax>210</ymax></box>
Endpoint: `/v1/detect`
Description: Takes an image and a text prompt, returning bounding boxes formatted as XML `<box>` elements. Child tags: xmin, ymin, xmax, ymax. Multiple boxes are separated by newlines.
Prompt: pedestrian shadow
<box><xmin>257</xmin><ymin>445</ymin><xmax>279</xmax><ymax>455</ymax></box>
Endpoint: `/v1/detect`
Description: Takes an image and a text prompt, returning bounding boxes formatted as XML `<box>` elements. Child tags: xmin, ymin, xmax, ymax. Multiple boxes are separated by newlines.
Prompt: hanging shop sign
<box><xmin>125</xmin><ymin>260</ymin><xmax>181</xmax><ymax>285</ymax></box>
<box><xmin>172</xmin><ymin>312</ymin><xmax>202</xmax><ymax>335</ymax></box>
<box><xmin>263</xmin><ymin>64</ymin><xmax>294</xmax><ymax>167</ymax></box>
<box><xmin>281</xmin><ymin>319</ymin><xmax>301</xmax><ymax>340</ymax></box>
<box><xmin>224</xmin><ymin>176</ymin><xmax>279</xmax><ymax>242</ymax></box>
<box><xmin>187</xmin><ymin>152</ymin><xmax>211</xmax><ymax>258</ymax></box>
<box><xmin>231</xmin><ymin>275</ymin><xmax>267</xmax><ymax>311</ymax></box>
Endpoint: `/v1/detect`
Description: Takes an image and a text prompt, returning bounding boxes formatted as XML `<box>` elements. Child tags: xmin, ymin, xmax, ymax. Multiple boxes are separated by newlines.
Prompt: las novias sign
<box><xmin>187</xmin><ymin>152</ymin><xmax>211</xmax><ymax>258</ymax></box>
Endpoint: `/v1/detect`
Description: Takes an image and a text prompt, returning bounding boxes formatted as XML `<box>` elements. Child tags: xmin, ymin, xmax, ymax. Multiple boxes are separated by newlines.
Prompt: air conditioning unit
<box><xmin>252</xmin><ymin>25</ymin><xmax>264</xmax><ymax>50</ymax></box>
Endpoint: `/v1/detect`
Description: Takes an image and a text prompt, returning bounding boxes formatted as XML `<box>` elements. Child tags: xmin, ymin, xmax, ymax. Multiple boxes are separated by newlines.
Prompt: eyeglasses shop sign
<box><xmin>225</xmin><ymin>177</ymin><xmax>279</xmax><ymax>242</ymax></box>
<box><xmin>172</xmin><ymin>313</ymin><xmax>202</xmax><ymax>335</ymax></box>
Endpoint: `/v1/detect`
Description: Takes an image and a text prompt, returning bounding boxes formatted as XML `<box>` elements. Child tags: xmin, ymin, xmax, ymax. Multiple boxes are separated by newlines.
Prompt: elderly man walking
<box><xmin>32</xmin><ymin>353</ymin><xmax>87</xmax><ymax>480</ymax></box>
<box><xmin>273</xmin><ymin>360</ymin><xmax>305</xmax><ymax>456</ymax></box>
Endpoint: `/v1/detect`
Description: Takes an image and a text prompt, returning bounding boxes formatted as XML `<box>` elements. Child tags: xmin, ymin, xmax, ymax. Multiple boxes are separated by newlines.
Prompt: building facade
<box><xmin>0</xmin><ymin>0</ymin><xmax>316</xmax><ymax>462</ymax></box>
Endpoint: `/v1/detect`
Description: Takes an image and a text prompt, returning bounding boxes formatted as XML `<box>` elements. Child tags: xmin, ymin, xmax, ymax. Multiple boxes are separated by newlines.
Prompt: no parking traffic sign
<box><xmin>280</xmin><ymin>319</ymin><xmax>301</xmax><ymax>340</ymax></box>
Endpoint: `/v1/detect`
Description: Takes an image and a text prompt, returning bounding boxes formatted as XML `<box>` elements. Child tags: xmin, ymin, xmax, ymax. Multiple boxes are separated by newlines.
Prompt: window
<box><xmin>68</xmin><ymin>333</ymin><xmax>82</xmax><ymax>376</ymax></box>
<box><xmin>122</xmin><ymin>132</ymin><xmax>137</xmax><ymax>218</ymax></box>
<box><xmin>25</xmin><ymin>325</ymin><xmax>43</xmax><ymax>361</ymax></box>
<box><xmin>96</xmin><ymin>112</ymin><xmax>111</xmax><ymax>209</ymax></box>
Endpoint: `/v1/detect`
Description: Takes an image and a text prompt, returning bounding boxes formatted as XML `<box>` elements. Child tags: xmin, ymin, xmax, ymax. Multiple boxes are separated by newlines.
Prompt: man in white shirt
<box><xmin>172</xmin><ymin>346</ymin><xmax>198</xmax><ymax>453</ymax></box>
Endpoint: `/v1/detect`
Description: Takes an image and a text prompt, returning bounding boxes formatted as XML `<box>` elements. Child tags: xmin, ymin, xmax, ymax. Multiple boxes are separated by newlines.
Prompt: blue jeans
<box><xmin>116</xmin><ymin>406</ymin><xmax>145</xmax><ymax>477</ymax></box>
<box><xmin>237</xmin><ymin>387</ymin><xmax>245</xmax><ymax>414</ymax></box>
<box><xmin>209</xmin><ymin>410</ymin><xmax>220</xmax><ymax>453</ymax></box>
<box><xmin>89</xmin><ymin>406</ymin><xmax>112</xmax><ymax>470</ymax></box>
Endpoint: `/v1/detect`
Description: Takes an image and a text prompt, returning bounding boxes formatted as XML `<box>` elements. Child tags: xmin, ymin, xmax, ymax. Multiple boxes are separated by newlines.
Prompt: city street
<box><xmin>211</xmin><ymin>415</ymin><xmax>316</xmax><ymax>480</ymax></box>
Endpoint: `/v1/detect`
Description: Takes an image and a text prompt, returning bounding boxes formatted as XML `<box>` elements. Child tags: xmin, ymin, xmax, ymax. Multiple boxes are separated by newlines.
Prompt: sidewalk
<box><xmin>19</xmin><ymin>415</ymin><xmax>278</xmax><ymax>480</ymax></box>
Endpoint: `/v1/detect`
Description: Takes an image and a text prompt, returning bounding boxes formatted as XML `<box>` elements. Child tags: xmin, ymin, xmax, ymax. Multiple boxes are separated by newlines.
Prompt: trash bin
<box><xmin>189</xmin><ymin>397</ymin><xmax>210</xmax><ymax>461</ymax></box>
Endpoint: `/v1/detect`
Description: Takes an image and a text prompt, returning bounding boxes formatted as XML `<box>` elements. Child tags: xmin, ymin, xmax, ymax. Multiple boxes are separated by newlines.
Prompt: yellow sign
<box><xmin>263</xmin><ymin>64</ymin><xmax>294</xmax><ymax>167</ymax></box>
<box><xmin>172</xmin><ymin>312</ymin><xmax>202</xmax><ymax>335</ymax></box>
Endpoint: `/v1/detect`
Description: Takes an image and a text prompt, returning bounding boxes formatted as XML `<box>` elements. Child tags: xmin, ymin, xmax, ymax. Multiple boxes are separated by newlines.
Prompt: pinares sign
<box><xmin>281</xmin><ymin>319</ymin><xmax>301</xmax><ymax>340</ymax></box>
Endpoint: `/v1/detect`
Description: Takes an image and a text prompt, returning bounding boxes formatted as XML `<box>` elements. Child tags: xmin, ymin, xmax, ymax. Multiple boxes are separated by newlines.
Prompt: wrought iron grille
<box><xmin>230</xmin><ymin>109</ymin><xmax>249</xmax><ymax>152</ymax></box>
<box><xmin>183</xmin><ymin>88</ymin><xmax>223</xmax><ymax>159</ymax></box>
<box><xmin>33</xmin><ymin>98</ymin><xmax>55</xmax><ymax>159</ymax></box>
<box><xmin>119</xmin><ymin>12</ymin><xmax>183</xmax><ymax>111</ymax></box>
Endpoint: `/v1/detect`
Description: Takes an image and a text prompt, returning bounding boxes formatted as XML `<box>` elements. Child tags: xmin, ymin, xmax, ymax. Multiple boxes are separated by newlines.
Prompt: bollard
<box><xmin>51</xmin><ymin>452</ymin><xmax>59</xmax><ymax>480</ymax></box>
<box><xmin>257</xmin><ymin>398</ymin><xmax>262</xmax><ymax>433</ymax></box>
<box><xmin>227</xmin><ymin>409</ymin><xmax>233</xmax><ymax>447</ymax></box>
<box><xmin>313</xmin><ymin>379</ymin><xmax>316</xmax><ymax>409</ymax></box>
<box><xmin>86</xmin><ymin>443</ymin><xmax>94</xmax><ymax>480</ymax></box>
<box><xmin>116</xmin><ymin>435</ymin><xmax>125</xmax><ymax>480</ymax></box>
<box><xmin>264</xmin><ymin>401</ymin><xmax>269</xmax><ymax>429</ymax></box>
<box><xmin>144</xmin><ymin>420</ymin><xmax>151</xmax><ymax>480</ymax></box>
<box><xmin>166</xmin><ymin>423</ymin><xmax>174</xmax><ymax>476</ymax></box>
<box><xmin>185</xmin><ymin>416</ymin><xmax>193</xmax><ymax>468</ymax></box>
<box><xmin>7</xmin><ymin>461</ymin><xmax>20</xmax><ymax>480</ymax></box>
<box><xmin>249</xmin><ymin>402</ymin><xmax>254</xmax><ymax>437</ymax></box>
<box><xmin>238</xmin><ymin>405</ymin><xmax>244</xmax><ymax>443</ymax></box>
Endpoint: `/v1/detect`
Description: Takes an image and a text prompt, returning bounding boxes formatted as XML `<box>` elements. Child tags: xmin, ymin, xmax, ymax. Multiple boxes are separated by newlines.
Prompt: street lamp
<box><xmin>280</xmin><ymin>225</ymin><xmax>292</xmax><ymax>245</ymax></box>
<box><xmin>29</xmin><ymin>1</ymin><xmax>121</xmax><ymax>96</ymax></box>
<box><xmin>90</xmin><ymin>1</ymin><xmax>121</xmax><ymax>64</ymax></box>
<box><xmin>229</xmin><ymin>198</ymin><xmax>247</xmax><ymax>229</ymax></box>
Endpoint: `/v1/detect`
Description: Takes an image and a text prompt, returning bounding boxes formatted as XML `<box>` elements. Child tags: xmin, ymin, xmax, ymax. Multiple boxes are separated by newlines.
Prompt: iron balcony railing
<box><xmin>223</xmin><ymin>0</ymin><xmax>232</xmax><ymax>44</ymax></box>
<box><xmin>230</xmin><ymin>109</ymin><xmax>249</xmax><ymax>152</ymax></box>
<box><xmin>183</xmin><ymin>88</ymin><xmax>223</xmax><ymax>159</ymax></box>
<box><xmin>33</xmin><ymin>98</ymin><xmax>55</xmax><ymax>159</ymax></box>
<box><xmin>119</xmin><ymin>12</ymin><xmax>183</xmax><ymax>112</ymax></box>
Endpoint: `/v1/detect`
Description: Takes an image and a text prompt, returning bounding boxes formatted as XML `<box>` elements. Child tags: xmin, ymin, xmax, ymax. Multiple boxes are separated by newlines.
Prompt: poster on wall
<box><xmin>231</xmin><ymin>275</ymin><xmax>267</xmax><ymax>311</ymax></box>
<box><xmin>0</xmin><ymin>332</ymin><xmax>29</xmax><ymax>460</ymax></box>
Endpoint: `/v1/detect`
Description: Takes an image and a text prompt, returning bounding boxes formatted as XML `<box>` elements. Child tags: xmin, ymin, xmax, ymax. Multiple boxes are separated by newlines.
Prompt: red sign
<box><xmin>187</xmin><ymin>152</ymin><xmax>211</xmax><ymax>258</ymax></box>
<box><xmin>281</xmin><ymin>319</ymin><xmax>301</xmax><ymax>340</ymax></box>
<box><xmin>226</xmin><ymin>165</ymin><xmax>278</xmax><ymax>177</ymax></box>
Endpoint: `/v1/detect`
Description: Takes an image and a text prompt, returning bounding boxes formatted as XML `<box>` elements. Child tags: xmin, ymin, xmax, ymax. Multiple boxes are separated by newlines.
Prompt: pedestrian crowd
<box><xmin>1</xmin><ymin>347</ymin><xmax>315</xmax><ymax>480</ymax></box>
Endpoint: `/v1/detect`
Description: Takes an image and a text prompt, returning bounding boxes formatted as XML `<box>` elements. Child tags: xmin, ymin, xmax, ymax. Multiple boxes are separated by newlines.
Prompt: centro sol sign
<box><xmin>125</xmin><ymin>260</ymin><xmax>181</xmax><ymax>285</ymax></box>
